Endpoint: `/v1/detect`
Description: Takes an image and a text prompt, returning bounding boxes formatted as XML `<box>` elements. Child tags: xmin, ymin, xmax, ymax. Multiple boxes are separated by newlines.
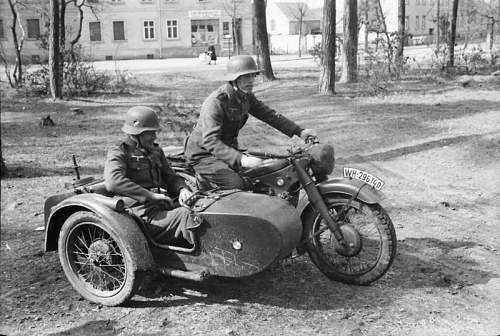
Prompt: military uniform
<box><xmin>185</xmin><ymin>83</ymin><xmax>303</xmax><ymax>189</ymax></box>
<box><xmin>105</xmin><ymin>137</ymin><xmax>197</xmax><ymax>243</ymax></box>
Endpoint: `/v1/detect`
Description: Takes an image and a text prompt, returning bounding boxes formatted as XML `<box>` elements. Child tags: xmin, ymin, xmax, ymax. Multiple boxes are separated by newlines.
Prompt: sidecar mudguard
<box><xmin>44</xmin><ymin>193</ymin><xmax>155</xmax><ymax>270</ymax></box>
<box><xmin>297</xmin><ymin>177</ymin><xmax>383</xmax><ymax>215</ymax></box>
<box><xmin>157</xmin><ymin>191</ymin><xmax>302</xmax><ymax>278</ymax></box>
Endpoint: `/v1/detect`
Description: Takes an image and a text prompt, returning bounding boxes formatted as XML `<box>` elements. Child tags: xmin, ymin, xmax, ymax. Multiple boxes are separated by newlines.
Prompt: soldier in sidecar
<box><xmin>104</xmin><ymin>105</ymin><xmax>197</xmax><ymax>245</ymax></box>
<box><xmin>43</xmin><ymin>106</ymin><xmax>303</xmax><ymax>306</ymax></box>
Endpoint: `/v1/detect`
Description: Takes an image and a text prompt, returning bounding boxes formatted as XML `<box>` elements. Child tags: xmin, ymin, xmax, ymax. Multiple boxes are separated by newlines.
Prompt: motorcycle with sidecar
<box><xmin>43</xmin><ymin>141</ymin><xmax>397</xmax><ymax>306</ymax></box>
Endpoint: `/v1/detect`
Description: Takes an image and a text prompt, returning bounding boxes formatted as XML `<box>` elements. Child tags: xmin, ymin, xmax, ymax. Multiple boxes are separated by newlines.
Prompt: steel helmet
<box><xmin>224</xmin><ymin>55</ymin><xmax>260</xmax><ymax>81</ymax></box>
<box><xmin>122</xmin><ymin>106</ymin><xmax>160</xmax><ymax>135</ymax></box>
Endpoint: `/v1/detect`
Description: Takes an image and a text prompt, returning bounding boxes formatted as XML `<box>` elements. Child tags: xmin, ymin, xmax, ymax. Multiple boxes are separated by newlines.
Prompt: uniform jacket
<box><xmin>185</xmin><ymin>84</ymin><xmax>303</xmax><ymax>169</ymax></box>
<box><xmin>104</xmin><ymin>137</ymin><xmax>186</xmax><ymax>203</ymax></box>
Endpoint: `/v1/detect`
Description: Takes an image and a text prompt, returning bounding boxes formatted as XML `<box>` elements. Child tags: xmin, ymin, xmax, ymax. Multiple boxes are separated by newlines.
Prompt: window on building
<box><xmin>113</xmin><ymin>21</ymin><xmax>125</xmax><ymax>40</ymax></box>
<box><xmin>27</xmin><ymin>19</ymin><xmax>40</xmax><ymax>39</ymax></box>
<box><xmin>167</xmin><ymin>20</ymin><xmax>178</xmax><ymax>39</ymax></box>
<box><xmin>89</xmin><ymin>22</ymin><xmax>102</xmax><ymax>41</ymax></box>
<box><xmin>141</xmin><ymin>0</ymin><xmax>153</xmax><ymax>2</ymax></box>
<box><xmin>405</xmin><ymin>16</ymin><xmax>409</xmax><ymax>30</ymax></box>
<box><xmin>415</xmin><ymin>16</ymin><xmax>419</xmax><ymax>31</ymax></box>
<box><xmin>0</xmin><ymin>19</ymin><xmax>4</xmax><ymax>39</ymax></box>
<box><xmin>405</xmin><ymin>0</ymin><xmax>409</xmax><ymax>5</ymax></box>
<box><xmin>144</xmin><ymin>20</ymin><xmax>155</xmax><ymax>40</ymax></box>
<box><xmin>422</xmin><ymin>16</ymin><xmax>426</xmax><ymax>30</ymax></box>
<box><xmin>223</xmin><ymin>22</ymin><xmax>230</xmax><ymax>35</ymax></box>
<box><xmin>110</xmin><ymin>0</ymin><xmax>123</xmax><ymax>3</ymax></box>
<box><xmin>191</xmin><ymin>19</ymin><xmax>219</xmax><ymax>46</ymax></box>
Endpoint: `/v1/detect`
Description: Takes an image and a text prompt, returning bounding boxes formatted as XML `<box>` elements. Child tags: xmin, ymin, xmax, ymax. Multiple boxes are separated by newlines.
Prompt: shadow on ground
<box><xmin>127</xmin><ymin>237</ymin><xmax>497</xmax><ymax>311</ymax></box>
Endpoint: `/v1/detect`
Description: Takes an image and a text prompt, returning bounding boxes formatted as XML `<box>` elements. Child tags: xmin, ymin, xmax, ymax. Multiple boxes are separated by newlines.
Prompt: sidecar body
<box><xmin>44</xmin><ymin>178</ymin><xmax>303</xmax><ymax>288</ymax></box>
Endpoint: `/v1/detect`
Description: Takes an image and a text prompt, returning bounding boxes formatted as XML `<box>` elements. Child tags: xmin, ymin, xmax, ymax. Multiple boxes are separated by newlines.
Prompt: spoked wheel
<box><xmin>58</xmin><ymin>211</ymin><xmax>140</xmax><ymax>306</ymax></box>
<box><xmin>303</xmin><ymin>196</ymin><xmax>397</xmax><ymax>285</ymax></box>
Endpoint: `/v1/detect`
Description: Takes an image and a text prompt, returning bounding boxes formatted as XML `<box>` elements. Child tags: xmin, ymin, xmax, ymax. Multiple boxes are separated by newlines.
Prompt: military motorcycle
<box><xmin>43</xmin><ymin>141</ymin><xmax>396</xmax><ymax>307</ymax></box>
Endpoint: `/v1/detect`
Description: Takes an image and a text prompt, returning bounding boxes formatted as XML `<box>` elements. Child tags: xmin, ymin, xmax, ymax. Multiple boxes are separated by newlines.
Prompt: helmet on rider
<box><xmin>224</xmin><ymin>55</ymin><xmax>260</xmax><ymax>81</ymax></box>
<box><xmin>121</xmin><ymin>106</ymin><xmax>160</xmax><ymax>135</ymax></box>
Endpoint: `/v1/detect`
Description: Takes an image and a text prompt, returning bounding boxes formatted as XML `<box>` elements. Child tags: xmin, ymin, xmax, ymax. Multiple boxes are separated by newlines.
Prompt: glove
<box><xmin>299</xmin><ymin>128</ymin><xmax>318</xmax><ymax>143</ymax></box>
<box><xmin>241</xmin><ymin>155</ymin><xmax>263</xmax><ymax>169</ymax></box>
<box><xmin>178</xmin><ymin>188</ymin><xmax>193</xmax><ymax>207</ymax></box>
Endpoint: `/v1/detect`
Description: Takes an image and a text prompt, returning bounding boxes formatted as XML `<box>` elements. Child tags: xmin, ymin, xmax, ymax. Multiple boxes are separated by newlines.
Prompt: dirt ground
<box><xmin>1</xmin><ymin>66</ymin><xmax>500</xmax><ymax>336</ymax></box>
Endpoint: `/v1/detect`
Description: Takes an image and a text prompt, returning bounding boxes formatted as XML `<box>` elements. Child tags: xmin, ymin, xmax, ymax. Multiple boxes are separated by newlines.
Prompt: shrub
<box><xmin>24</xmin><ymin>67</ymin><xmax>50</xmax><ymax>96</ymax></box>
<box><xmin>63</xmin><ymin>60</ymin><xmax>110</xmax><ymax>96</ymax></box>
<box><xmin>23</xmin><ymin>48</ymin><xmax>131</xmax><ymax>97</ymax></box>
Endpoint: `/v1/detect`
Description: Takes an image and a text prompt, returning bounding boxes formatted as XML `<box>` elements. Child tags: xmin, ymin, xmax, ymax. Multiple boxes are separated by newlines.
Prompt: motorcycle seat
<box><xmin>242</xmin><ymin>159</ymin><xmax>289</xmax><ymax>178</ymax></box>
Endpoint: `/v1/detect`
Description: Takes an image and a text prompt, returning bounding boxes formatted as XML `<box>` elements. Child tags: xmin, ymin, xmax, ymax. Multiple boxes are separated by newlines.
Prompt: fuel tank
<box><xmin>158</xmin><ymin>191</ymin><xmax>302</xmax><ymax>278</ymax></box>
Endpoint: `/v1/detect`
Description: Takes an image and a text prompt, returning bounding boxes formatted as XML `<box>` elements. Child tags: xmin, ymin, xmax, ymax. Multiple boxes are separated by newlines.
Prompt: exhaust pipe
<box><xmin>158</xmin><ymin>267</ymin><xmax>210</xmax><ymax>282</ymax></box>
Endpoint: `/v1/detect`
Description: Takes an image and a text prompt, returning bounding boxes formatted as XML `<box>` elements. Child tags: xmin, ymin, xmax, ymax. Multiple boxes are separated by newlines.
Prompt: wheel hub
<box><xmin>335</xmin><ymin>225</ymin><xmax>362</xmax><ymax>257</ymax></box>
<box><xmin>88</xmin><ymin>239</ymin><xmax>113</xmax><ymax>265</ymax></box>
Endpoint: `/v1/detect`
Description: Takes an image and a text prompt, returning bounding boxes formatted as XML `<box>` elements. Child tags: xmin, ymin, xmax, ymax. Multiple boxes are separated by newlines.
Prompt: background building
<box><xmin>78</xmin><ymin>0</ymin><xmax>254</xmax><ymax>60</ymax></box>
<box><xmin>0</xmin><ymin>0</ymin><xmax>254</xmax><ymax>62</ymax></box>
<box><xmin>266</xmin><ymin>1</ymin><xmax>323</xmax><ymax>54</ymax></box>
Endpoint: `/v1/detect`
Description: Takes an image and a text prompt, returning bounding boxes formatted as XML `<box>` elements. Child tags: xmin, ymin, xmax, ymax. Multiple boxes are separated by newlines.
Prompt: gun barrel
<box><xmin>72</xmin><ymin>154</ymin><xmax>81</xmax><ymax>180</ymax></box>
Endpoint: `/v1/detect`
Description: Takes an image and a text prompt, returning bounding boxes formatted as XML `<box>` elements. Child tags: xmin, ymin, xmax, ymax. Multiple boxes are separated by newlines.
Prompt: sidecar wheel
<box><xmin>303</xmin><ymin>197</ymin><xmax>396</xmax><ymax>285</ymax></box>
<box><xmin>58</xmin><ymin>211</ymin><xmax>142</xmax><ymax>306</ymax></box>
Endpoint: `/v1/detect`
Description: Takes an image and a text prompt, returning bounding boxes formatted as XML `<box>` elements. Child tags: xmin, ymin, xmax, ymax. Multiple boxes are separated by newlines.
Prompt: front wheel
<box><xmin>303</xmin><ymin>196</ymin><xmax>396</xmax><ymax>285</ymax></box>
<box><xmin>58</xmin><ymin>211</ymin><xmax>143</xmax><ymax>306</ymax></box>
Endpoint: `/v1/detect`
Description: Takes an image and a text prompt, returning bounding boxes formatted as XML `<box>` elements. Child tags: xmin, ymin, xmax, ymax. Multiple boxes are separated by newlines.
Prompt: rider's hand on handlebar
<box><xmin>299</xmin><ymin>128</ymin><xmax>318</xmax><ymax>143</ymax></box>
<box><xmin>178</xmin><ymin>188</ymin><xmax>193</xmax><ymax>207</ymax></box>
<box><xmin>241</xmin><ymin>155</ymin><xmax>264</xmax><ymax>169</ymax></box>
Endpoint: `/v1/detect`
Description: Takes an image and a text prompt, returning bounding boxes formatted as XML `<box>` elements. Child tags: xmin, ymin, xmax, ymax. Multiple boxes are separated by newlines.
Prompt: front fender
<box><xmin>44</xmin><ymin>193</ymin><xmax>154</xmax><ymax>270</ymax></box>
<box><xmin>297</xmin><ymin>177</ymin><xmax>383</xmax><ymax>215</ymax></box>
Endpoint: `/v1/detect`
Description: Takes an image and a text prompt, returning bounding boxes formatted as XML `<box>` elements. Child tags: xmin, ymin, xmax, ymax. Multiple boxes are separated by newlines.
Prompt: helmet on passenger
<box><xmin>224</xmin><ymin>55</ymin><xmax>260</xmax><ymax>81</ymax></box>
<box><xmin>122</xmin><ymin>106</ymin><xmax>160</xmax><ymax>135</ymax></box>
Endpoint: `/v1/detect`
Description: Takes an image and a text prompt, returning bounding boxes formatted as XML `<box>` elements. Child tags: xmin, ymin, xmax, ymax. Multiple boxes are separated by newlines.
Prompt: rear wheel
<box><xmin>58</xmin><ymin>211</ymin><xmax>142</xmax><ymax>306</ymax></box>
<box><xmin>303</xmin><ymin>196</ymin><xmax>396</xmax><ymax>285</ymax></box>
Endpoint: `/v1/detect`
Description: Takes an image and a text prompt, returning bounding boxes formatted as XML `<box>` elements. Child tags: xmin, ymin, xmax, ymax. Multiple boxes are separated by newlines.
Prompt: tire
<box><xmin>58</xmin><ymin>211</ymin><xmax>142</xmax><ymax>306</ymax></box>
<box><xmin>303</xmin><ymin>196</ymin><xmax>397</xmax><ymax>285</ymax></box>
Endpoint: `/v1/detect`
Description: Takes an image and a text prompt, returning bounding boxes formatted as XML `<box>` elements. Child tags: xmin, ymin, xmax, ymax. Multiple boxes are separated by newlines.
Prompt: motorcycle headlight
<box><xmin>307</xmin><ymin>144</ymin><xmax>335</xmax><ymax>181</ymax></box>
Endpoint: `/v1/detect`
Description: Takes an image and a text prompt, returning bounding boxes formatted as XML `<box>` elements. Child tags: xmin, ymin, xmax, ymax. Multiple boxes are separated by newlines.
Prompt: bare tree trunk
<box><xmin>298</xmin><ymin>18</ymin><xmax>303</xmax><ymax>58</ymax></box>
<box><xmin>364</xmin><ymin>0</ymin><xmax>369</xmax><ymax>52</ymax></box>
<box><xmin>318</xmin><ymin>0</ymin><xmax>336</xmax><ymax>94</ymax></box>
<box><xmin>436</xmin><ymin>0</ymin><xmax>440</xmax><ymax>50</ymax></box>
<box><xmin>447</xmin><ymin>0</ymin><xmax>459</xmax><ymax>69</ymax></box>
<box><xmin>464</xmin><ymin>19</ymin><xmax>470</xmax><ymax>49</ymax></box>
<box><xmin>375</xmin><ymin>0</ymin><xmax>393</xmax><ymax>74</ymax></box>
<box><xmin>70</xmin><ymin>0</ymin><xmax>84</xmax><ymax>62</ymax></box>
<box><xmin>397</xmin><ymin>0</ymin><xmax>405</xmax><ymax>58</ymax></box>
<box><xmin>339</xmin><ymin>0</ymin><xmax>358</xmax><ymax>83</ymax></box>
<box><xmin>60</xmin><ymin>0</ymin><xmax>66</xmax><ymax>55</ymax></box>
<box><xmin>489</xmin><ymin>16</ymin><xmax>496</xmax><ymax>63</ymax></box>
<box><xmin>253</xmin><ymin>0</ymin><xmax>275</xmax><ymax>80</ymax></box>
<box><xmin>49</xmin><ymin>0</ymin><xmax>63</xmax><ymax>99</ymax></box>
<box><xmin>8</xmin><ymin>0</ymin><xmax>24</xmax><ymax>87</ymax></box>
<box><xmin>0</xmin><ymin>140</ymin><xmax>7</xmax><ymax>178</ymax></box>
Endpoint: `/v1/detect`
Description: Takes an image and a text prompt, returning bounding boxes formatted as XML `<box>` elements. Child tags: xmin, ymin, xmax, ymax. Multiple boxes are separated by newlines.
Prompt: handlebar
<box><xmin>246</xmin><ymin>151</ymin><xmax>290</xmax><ymax>159</ymax></box>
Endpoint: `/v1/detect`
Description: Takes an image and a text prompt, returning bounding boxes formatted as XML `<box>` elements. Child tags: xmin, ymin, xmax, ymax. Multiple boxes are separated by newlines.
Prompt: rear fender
<box><xmin>44</xmin><ymin>193</ymin><xmax>154</xmax><ymax>270</ymax></box>
<box><xmin>297</xmin><ymin>177</ymin><xmax>383</xmax><ymax>216</ymax></box>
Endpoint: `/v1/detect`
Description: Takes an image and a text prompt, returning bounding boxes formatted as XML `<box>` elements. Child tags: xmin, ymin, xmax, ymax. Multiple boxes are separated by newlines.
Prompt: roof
<box><xmin>274</xmin><ymin>2</ymin><xmax>322</xmax><ymax>22</ymax></box>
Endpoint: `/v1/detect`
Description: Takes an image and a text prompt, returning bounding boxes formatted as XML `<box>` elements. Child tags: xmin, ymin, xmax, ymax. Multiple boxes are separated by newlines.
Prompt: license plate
<box><xmin>343</xmin><ymin>167</ymin><xmax>385</xmax><ymax>191</ymax></box>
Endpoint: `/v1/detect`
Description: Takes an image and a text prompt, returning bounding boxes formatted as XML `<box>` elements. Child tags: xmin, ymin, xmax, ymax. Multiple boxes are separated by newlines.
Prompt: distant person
<box><xmin>207</xmin><ymin>45</ymin><xmax>217</xmax><ymax>65</ymax></box>
<box><xmin>185</xmin><ymin>55</ymin><xmax>316</xmax><ymax>190</ymax></box>
<box><xmin>104</xmin><ymin>106</ymin><xmax>198</xmax><ymax>245</ymax></box>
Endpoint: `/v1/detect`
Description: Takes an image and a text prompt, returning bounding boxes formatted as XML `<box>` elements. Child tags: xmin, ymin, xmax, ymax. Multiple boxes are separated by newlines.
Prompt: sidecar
<box><xmin>43</xmin><ymin>177</ymin><xmax>302</xmax><ymax>306</ymax></box>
